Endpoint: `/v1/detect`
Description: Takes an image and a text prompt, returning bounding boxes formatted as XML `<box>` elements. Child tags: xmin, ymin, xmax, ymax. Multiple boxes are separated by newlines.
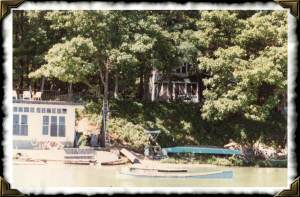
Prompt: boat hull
<box><xmin>120</xmin><ymin>168</ymin><xmax>233</xmax><ymax>179</ymax></box>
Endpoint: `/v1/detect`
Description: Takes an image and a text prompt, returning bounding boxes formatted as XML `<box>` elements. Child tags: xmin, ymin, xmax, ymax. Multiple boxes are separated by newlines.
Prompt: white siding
<box><xmin>12</xmin><ymin>102</ymin><xmax>78</xmax><ymax>149</ymax></box>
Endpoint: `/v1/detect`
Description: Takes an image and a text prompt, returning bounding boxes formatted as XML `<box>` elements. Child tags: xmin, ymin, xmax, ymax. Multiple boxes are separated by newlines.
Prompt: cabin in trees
<box><xmin>149</xmin><ymin>64</ymin><xmax>202</xmax><ymax>102</ymax></box>
<box><xmin>12</xmin><ymin>98</ymin><xmax>83</xmax><ymax>149</ymax></box>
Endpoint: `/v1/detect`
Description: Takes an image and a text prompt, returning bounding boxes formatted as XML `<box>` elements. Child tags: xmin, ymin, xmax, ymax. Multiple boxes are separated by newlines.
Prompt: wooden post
<box><xmin>167</xmin><ymin>82</ymin><xmax>169</xmax><ymax>99</ymax></box>
<box><xmin>196</xmin><ymin>82</ymin><xmax>199</xmax><ymax>102</ymax></box>
<box><xmin>172</xmin><ymin>82</ymin><xmax>175</xmax><ymax>100</ymax></box>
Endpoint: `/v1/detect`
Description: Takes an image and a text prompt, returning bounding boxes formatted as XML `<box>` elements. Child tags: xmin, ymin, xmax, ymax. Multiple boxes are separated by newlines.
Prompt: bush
<box><xmin>82</xmin><ymin>99</ymin><xmax>286</xmax><ymax>154</ymax></box>
<box><xmin>110</xmin><ymin>118</ymin><xmax>149</xmax><ymax>152</ymax></box>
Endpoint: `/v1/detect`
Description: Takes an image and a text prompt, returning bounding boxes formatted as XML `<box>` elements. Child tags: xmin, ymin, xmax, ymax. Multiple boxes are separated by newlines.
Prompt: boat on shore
<box><xmin>120</xmin><ymin>166</ymin><xmax>233</xmax><ymax>179</ymax></box>
<box><xmin>163</xmin><ymin>146</ymin><xmax>241</xmax><ymax>155</ymax></box>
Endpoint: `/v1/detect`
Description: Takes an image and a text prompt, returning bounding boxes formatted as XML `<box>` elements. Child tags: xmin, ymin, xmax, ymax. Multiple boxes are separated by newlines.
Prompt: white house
<box><xmin>13</xmin><ymin>99</ymin><xmax>83</xmax><ymax>149</ymax></box>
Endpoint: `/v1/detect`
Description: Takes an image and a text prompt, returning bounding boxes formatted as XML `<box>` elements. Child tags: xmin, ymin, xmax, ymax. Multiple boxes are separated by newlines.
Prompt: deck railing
<box><xmin>13</xmin><ymin>89</ymin><xmax>97</xmax><ymax>103</ymax></box>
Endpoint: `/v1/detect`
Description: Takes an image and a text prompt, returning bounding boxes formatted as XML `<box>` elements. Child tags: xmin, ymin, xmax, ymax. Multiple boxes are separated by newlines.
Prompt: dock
<box><xmin>120</xmin><ymin>148</ymin><xmax>141</xmax><ymax>164</ymax></box>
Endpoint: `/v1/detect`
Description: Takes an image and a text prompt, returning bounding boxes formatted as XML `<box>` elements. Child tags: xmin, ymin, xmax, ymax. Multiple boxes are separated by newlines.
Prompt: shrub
<box><xmin>110</xmin><ymin>118</ymin><xmax>149</xmax><ymax>152</ymax></box>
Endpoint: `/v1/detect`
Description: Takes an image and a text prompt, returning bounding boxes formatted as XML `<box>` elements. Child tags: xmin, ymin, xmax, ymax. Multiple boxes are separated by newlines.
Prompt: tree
<box><xmin>30</xmin><ymin>11</ymin><xmax>140</xmax><ymax>146</ymax></box>
<box><xmin>198</xmin><ymin>11</ymin><xmax>287</xmax><ymax>122</ymax></box>
<box><xmin>29</xmin><ymin>36</ymin><xmax>98</xmax><ymax>99</ymax></box>
<box><xmin>22</xmin><ymin>10</ymin><xmax>287</xmax><ymax>147</ymax></box>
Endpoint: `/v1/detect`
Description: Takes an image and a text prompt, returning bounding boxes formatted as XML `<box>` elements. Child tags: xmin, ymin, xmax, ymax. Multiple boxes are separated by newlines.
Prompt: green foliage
<box><xmin>84</xmin><ymin>100</ymin><xmax>286</xmax><ymax>152</ymax></box>
<box><xmin>255</xmin><ymin>159</ymin><xmax>287</xmax><ymax>168</ymax></box>
<box><xmin>161</xmin><ymin>155</ymin><xmax>246</xmax><ymax>166</ymax></box>
<box><xmin>13</xmin><ymin>11</ymin><xmax>55</xmax><ymax>89</ymax></box>
<box><xmin>196</xmin><ymin>11</ymin><xmax>244</xmax><ymax>52</ymax></box>
<box><xmin>200</xmin><ymin>46</ymin><xmax>248</xmax><ymax>121</ymax></box>
<box><xmin>161</xmin><ymin>155</ymin><xmax>286</xmax><ymax>167</ymax></box>
<box><xmin>198</xmin><ymin>11</ymin><xmax>287</xmax><ymax>122</ymax></box>
<box><xmin>110</xmin><ymin>118</ymin><xmax>149</xmax><ymax>152</ymax></box>
<box><xmin>29</xmin><ymin>36</ymin><xmax>97</xmax><ymax>83</ymax></box>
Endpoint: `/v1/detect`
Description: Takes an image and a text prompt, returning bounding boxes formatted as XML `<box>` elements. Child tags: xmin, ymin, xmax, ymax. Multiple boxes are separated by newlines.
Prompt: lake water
<box><xmin>12</xmin><ymin>163</ymin><xmax>287</xmax><ymax>187</ymax></box>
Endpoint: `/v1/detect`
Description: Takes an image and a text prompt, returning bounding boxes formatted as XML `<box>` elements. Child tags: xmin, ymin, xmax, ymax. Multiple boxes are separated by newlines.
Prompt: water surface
<box><xmin>12</xmin><ymin>163</ymin><xmax>287</xmax><ymax>187</ymax></box>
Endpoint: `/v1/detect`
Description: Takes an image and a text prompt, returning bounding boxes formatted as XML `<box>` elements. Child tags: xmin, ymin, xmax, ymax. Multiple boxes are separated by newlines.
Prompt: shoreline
<box><xmin>13</xmin><ymin>149</ymin><xmax>287</xmax><ymax>168</ymax></box>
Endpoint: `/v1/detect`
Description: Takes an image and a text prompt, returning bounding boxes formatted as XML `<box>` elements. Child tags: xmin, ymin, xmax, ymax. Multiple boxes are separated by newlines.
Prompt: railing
<box><xmin>176</xmin><ymin>94</ymin><xmax>198</xmax><ymax>103</ymax></box>
<box><xmin>13</xmin><ymin>89</ymin><xmax>97</xmax><ymax>103</ymax></box>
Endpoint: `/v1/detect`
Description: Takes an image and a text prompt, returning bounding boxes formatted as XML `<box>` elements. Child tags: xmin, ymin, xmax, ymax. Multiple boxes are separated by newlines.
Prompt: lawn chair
<box><xmin>13</xmin><ymin>90</ymin><xmax>17</xmax><ymax>100</ymax></box>
<box><xmin>22</xmin><ymin>91</ymin><xmax>31</xmax><ymax>100</ymax></box>
<box><xmin>33</xmin><ymin>91</ymin><xmax>42</xmax><ymax>100</ymax></box>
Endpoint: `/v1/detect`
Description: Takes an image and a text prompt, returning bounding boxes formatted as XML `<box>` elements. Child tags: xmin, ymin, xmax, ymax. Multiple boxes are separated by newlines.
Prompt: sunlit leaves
<box><xmin>198</xmin><ymin>11</ymin><xmax>287</xmax><ymax>122</ymax></box>
<box><xmin>30</xmin><ymin>36</ymin><xmax>97</xmax><ymax>83</ymax></box>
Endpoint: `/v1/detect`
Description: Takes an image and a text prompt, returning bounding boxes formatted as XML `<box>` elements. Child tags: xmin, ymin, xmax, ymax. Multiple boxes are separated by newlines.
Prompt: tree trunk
<box><xmin>29</xmin><ymin>82</ymin><xmax>33</xmax><ymax>98</ymax></box>
<box><xmin>19</xmin><ymin>66</ymin><xmax>24</xmax><ymax>91</ymax></box>
<box><xmin>68</xmin><ymin>83</ymin><xmax>73</xmax><ymax>101</ymax></box>
<box><xmin>40</xmin><ymin>77</ymin><xmax>45</xmax><ymax>92</ymax></box>
<box><xmin>100</xmin><ymin>65</ymin><xmax>109</xmax><ymax>147</ymax></box>
<box><xmin>104</xmin><ymin>66</ymin><xmax>109</xmax><ymax>102</ymax></box>
<box><xmin>114</xmin><ymin>74</ymin><xmax>119</xmax><ymax>99</ymax></box>
<box><xmin>18</xmin><ymin>12</ymin><xmax>25</xmax><ymax>92</ymax></box>
<box><xmin>156</xmin><ymin>82</ymin><xmax>163</xmax><ymax>101</ymax></box>
<box><xmin>137</xmin><ymin>66</ymin><xmax>144</xmax><ymax>100</ymax></box>
<box><xmin>143</xmin><ymin>70</ymin><xmax>151</xmax><ymax>101</ymax></box>
<box><xmin>33</xmin><ymin>81</ymin><xmax>37</xmax><ymax>92</ymax></box>
<box><xmin>149</xmin><ymin>69</ymin><xmax>156</xmax><ymax>101</ymax></box>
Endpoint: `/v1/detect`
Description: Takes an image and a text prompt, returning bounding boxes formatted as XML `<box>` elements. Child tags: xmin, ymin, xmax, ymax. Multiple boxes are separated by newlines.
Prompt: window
<box><xmin>62</xmin><ymin>108</ymin><xmax>67</xmax><ymax>114</ymax></box>
<box><xmin>13</xmin><ymin>114</ymin><xmax>28</xmax><ymax>136</ymax></box>
<box><xmin>18</xmin><ymin>107</ymin><xmax>23</xmax><ymax>112</ymax></box>
<box><xmin>13</xmin><ymin>107</ymin><xmax>18</xmax><ymax>112</ymax></box>
<box><xmin>37</xmin><ymin>108</ymin><xmax>41</xmax><ymax>113</ymax></box>
<box><xmin>20</xmin><ymin>115</ymin><xmax>28</xmax><ymax>135</ymax></box>
<box><xmin>43</xmin><ymin>116</ymin><xmax>66</xmax><ymax>137</ymax></box>
<box><xmin>42</xmin><ymin>108</ymin><xmax>46</xmax><ymax>113</ymax></box>
<box><xmin>47</xmin><ymin>108</ymin><xmax>51</xmax><ymax>113</ymax></box>
<box><xmin>58</xmin><ymin>116</ymin><xmax>66</xmax><ymax>137</ymax></box>
<box><xmin>52</xmin><ymin>108</ymin><xmax>56</xmax><ymax>113</ymax></box>
<box><xmin>30</xmin><ymin>107</ymin><xmax>34</xmax><ymax>113</ymax></box>
<box><xmin>13</xmin><ymin>114</ymin><xmax>19</xmax><ymax>135</ymax></box>
<box><xmin>43</xmin><ymin>116</ymin><xmax>49</xmax><ymax>135</ymax></box>
<box><xmin>57</xmin><ymin>109</ymin><xmax>61</xmax><ymax>114</ymax></box>
<box><xmin>50</xmin><ymin>116</ymin><xmax>58</xmax><ymax>136</ymax></box>
<box><xmin>24</xmin><ymin>107</ymin><xmax>29</xmax><ymax>112</ymax></box>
